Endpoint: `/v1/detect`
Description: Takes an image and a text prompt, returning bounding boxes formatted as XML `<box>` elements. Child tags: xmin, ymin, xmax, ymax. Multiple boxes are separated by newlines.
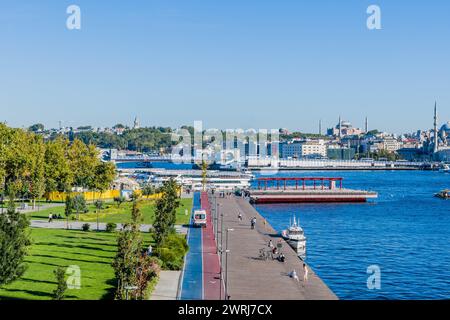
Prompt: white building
<box><xmin>281</xmin><ymin>140</ymin><xmax>327</xmax><ymax>159</ymax></box>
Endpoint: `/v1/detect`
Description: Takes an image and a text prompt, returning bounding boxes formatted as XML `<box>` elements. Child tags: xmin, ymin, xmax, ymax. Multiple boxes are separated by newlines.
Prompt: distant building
<box><xmin>281</xmin><ymin>140</ymin><xmax>327</xmax><ymax>159</ymax></box>
<box><xmin>327</xmin><ymin>145</ymin><xmax>356</xmax><ymax>160</ymax></box>
<box><xmin>327</xmin><ymin>120</ymin><xmax>363</xmax><ymax>137</ymax></box>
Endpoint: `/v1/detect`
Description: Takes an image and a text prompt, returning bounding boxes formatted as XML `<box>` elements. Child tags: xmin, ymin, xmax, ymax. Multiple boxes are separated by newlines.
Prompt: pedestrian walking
<box><xmin>303</xmin><ymin>263</ymin><xmax>309</xmax><ymax>285</ymax></box>
<box><xmin>250</xmin><ymin>217</ymin><xmax>256</xmax><ymax>230</ymax></box>
<box><xmin>48</xmin><ymin>213</ymin><xmax>53</xmax><ymax>223</ymax></box>
<box><xmin>268</xmin><ymin>240</ymin><xmax>273</xmax><ymax>248</ymax></box>
<box><xmin>238</xmin><ymin>212</ymin><xmax>243</xmax><ymax>222</ymax></box>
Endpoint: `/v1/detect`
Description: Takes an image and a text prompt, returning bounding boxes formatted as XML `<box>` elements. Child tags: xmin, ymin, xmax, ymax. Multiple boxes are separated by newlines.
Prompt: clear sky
<box><xmin>0</xmin><ymin>0</ymin><xmax>449</xmax><ymax>134</ymax></box>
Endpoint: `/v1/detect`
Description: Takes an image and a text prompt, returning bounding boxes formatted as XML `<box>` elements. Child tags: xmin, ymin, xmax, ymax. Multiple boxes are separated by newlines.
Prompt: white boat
<box><xmin>281</xmin><ymin>215</ymin><xmax>307</xmax><ymax>260</ymax></box>
<box><xmin>439</xmin><ymin>164</ymin><xmax>450</xmax><ymax>173</ymax></box>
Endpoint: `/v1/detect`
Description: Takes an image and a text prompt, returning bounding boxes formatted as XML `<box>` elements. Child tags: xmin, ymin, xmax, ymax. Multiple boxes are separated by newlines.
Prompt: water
<box><xmin>253</xmin><ymin>170</ymin><xmax>450</xmax><ymax>300</ymax></box>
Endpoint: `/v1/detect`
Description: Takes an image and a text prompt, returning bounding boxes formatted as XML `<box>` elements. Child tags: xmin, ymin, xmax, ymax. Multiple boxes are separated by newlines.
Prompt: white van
<box><xmin>193</xmin><ymin>210</ymin><xmax>207</xmax><ymax>228</ymax></box>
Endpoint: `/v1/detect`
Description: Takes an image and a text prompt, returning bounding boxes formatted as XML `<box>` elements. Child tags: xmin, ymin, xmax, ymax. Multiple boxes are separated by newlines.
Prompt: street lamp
<box><xmin>225</xmin><ymin>228</ymin><xmax>234</xmax><ymax>300</ymax></box>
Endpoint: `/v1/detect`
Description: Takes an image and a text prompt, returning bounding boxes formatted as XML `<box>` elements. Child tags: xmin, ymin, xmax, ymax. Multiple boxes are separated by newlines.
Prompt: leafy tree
<box><xmin>141</xmin><ymin>183</ymin><xmax>155</xmax><ymax>198</ymax></box>
<box><xmin>0</xmin><ymin>190</ymin><xmax>31</xmax><ymax>285</ymax></box>
<box><xmin>114</xmin><ymin>196</ymin><xmax>126</xmax><ymax>208</ymax></box>
<box><xmin>94</xmin><ymin>199</ymin><xmax>104</xmax><ymax>211</ymax></box>
<box><xmin>67</xmin><ymin>139</ymin><xmax>98</xmax><ymax>189</ymax></box>
<box><xmin>65</xmin><ymin>194</ymin><xmax>87</xmax><ymax>220</ymax></box>
<box><xmin>44</xmin><ymin>137</ymin><xmax>73</xmax><ymax>193</ymax></box>
<box><xmin>93</xmin><ymin>162</ymin><xmax>116</xmax><ymax>196</ymax></box>
<box><xmin>153</xmin><ymin>179</ymin><xmax>180</xmax><ymax>247</ymax></box>
<box><xmin>52</xmin><ymin>267</ymin><xmax>67</xmax><ymax>300</ymax></box>
<box><xmin>112</xmin><ymin>200</ymin><xmax>143</xmax><ymax>300</ymax></box>
<box><xmin>28</xmin><ymin>123</ymin><xmax>45</xmax><ymax>133</ymax></box>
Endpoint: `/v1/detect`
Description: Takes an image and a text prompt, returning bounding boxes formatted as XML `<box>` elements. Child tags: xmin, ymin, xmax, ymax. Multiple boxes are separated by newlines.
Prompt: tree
<box><xmin>52</xmin><ymin>267</ymin><xmax>67</xmax><ymax>300</ymax></box>
<box><xmin>141</xmin><ymin>183</ymin><xmax>155</xmax><ymax>198</ymax></box>
<box><xmin>44</xmin><ymin>137</ymin><xmax>73</xmax><ymax>193</ymax></box>
<box><xmin>65</xmin><ymin>194</ymin><xmax>87</xmax><ymax>221</ymax></box>
<box><xmin>67</xmin><ymin>139</ymin><xmax>98</xmax><ymax>189</ymax></box>
<box><xmin>0</xmin><ymin>190</ymin><xmax>31</xmax><ymax>285</ymax></box>
<box><xmin>28</xmin><ymin>123</ymin><xmax>45</xmax><ymax>133</ymax></box>
<box><xmin>112</xmin><ymin>200</ymin><xmax>143</xmax><ymax>300</ymax></box>
<box><xmin>114</xmin><ymin>196</ymin><xmax>126</xmax><ymax>208</ymax></box>
<box><xmin>153</xmin><ymin>179</ymin><xmax>180</xmax><ymax>247</ymax></box>
<box><xmin>92</xmin><ymin>161</ymin><xmax>116</xmax><ymax>202</ymax></box>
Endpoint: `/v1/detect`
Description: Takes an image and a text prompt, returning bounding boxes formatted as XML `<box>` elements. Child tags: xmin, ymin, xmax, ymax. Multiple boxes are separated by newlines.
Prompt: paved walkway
<box><xmin>214</xmin><ymin>194</ymin><xmax>337</xmax><ymax>300</ymax></box>
<box><xmin>179</xmin><ymin>192</ymin><xmax>203</xmax><ymax>299</ymax></box>
<box><xmin>29</xmin><ymin>220</ymin><xmax>188</xmax><ymax>234</ymax></box>
<box><xmin>150</xmin><ymin>271</ymin><xmax>181</xmax><ymax>300</ymax></box>
<box><xmin>179</xmin><ymin>192</ymin><xmax>222</xmax><ymax>300</ymax></box>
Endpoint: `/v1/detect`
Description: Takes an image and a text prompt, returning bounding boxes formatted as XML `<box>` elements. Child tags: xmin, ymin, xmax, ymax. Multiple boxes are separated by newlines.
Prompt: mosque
<box><xmin>432</xmin><ymin>104</ymin><xmax>450</xmax><ymax>161</ymax></box>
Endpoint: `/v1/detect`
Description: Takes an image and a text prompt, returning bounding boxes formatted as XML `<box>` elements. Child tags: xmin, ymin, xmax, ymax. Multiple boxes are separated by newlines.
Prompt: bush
<box><xmin>106</xmin><ymin>222</ymin><xmax>117</xmax><ymax>233</ymax></box>
<box><xmin>81</xmin><ymin>223</ymin><xmax>90</xmax><ymax>232</ymax></box>
<box><xmin>155</xmin><ymin>234</ymin><xmax>189</xmax><ymax>270</ymax></box>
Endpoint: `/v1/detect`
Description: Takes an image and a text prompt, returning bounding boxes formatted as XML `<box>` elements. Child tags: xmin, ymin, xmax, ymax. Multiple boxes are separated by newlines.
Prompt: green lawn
<box><xmin>0</xmin><ymin>228</ymin><xmax>154</xmax><ymax>300</ymax></box>
<box><xmin>25</xmin><ymin>198</ymin><xmax>193</xmax><ymax>225</ymax></box>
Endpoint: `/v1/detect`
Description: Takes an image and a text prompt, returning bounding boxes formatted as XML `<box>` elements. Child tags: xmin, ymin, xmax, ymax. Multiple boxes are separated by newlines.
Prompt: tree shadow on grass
<box><xmin>32</xmin><ymin>253</ymin><xmax>111</xmax><ymax>265</ymax></box>
<box><xmin>53</xmin><ymin>234</ymin><xmax>115</xmax><ymax>243</ymax></box>
<box><xmin>37</xmin><ymin>248</ymin><xmax>113</xmax><ymax>260</ymax></box>
<box><xmin>100</xmin><ymin>278</ymin><xmax>116</xmax><ymax>300</ymax></box>
<box><xmin>0</xmin><ymin>288</ymin><xmax>53</xmax><ymax>298</ymax></box>
<box><xmin>37</xmin><ymin>242</ymin><xmax>117</xmax><ymax>252</ymax></box>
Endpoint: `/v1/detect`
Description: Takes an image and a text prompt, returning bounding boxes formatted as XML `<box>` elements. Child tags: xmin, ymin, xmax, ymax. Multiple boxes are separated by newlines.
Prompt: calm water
<box><xmin>253</xmin><ymin>171</ymin><xmax>450</xmax><ymax>300</ymax></box>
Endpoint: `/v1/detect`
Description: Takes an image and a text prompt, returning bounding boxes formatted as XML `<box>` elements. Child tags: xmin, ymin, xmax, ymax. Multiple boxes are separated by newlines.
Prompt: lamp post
<box><xmin>225</xmin><ymin>228</ymin><xmax>234</xmax><ymax>300</ymax></box>
<box><xmin>215</xmin><ymin>203</ymin><xmax>220</xmax><ymax>253</ymax></box>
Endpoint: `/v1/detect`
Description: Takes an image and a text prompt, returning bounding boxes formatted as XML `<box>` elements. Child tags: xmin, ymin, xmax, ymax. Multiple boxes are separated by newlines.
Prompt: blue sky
<box><xmin>0</xmin><ymin>0</ymin><xmax>449</xmax><ymax>133</ymax></box>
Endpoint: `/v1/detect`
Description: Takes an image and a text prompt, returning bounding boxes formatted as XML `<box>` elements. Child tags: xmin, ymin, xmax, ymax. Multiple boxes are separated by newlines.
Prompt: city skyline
<box><xmin>1</xmin><ymin>1</ymin><xmax>450</xmax><ymax>133</ymax></box>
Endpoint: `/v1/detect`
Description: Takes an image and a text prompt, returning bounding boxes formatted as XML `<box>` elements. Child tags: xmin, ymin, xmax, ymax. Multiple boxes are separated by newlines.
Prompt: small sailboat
<box><xmin>281</xmin><ymin>215</ymin><xmax>307</xmax><ymax>260</ymax></box>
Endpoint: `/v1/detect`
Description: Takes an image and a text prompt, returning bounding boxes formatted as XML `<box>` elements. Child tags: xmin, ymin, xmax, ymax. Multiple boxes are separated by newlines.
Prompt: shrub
<box><xmin>52</xmin><ymin>267</ymin><xmax>67</xmax><ymax>300</ymax></box>
<box><xmin>155</xmin><ymin>234</ymin><xmax>188</xmax><ymax>270</ymax></box>
<box><xmin>106</xmin><ymin>222</ymin><xmax>117</xmax><ymax>233</ymax></box>
<box><xmin>81</xmin><ymin>223</ymin><xmax>90</xmax><ymax>232</ymax></box>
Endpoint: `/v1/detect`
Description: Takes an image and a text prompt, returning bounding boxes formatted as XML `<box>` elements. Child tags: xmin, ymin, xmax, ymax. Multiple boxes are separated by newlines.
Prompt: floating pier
<box><xmin>250</xmin><ymin>177</ymin><xmax>378</xmax><ymax>204</ymax></box>
<box><xmin>211</xmin><ymin>193</ymin><xmax>337</xmax><ymax>300</ymax></box>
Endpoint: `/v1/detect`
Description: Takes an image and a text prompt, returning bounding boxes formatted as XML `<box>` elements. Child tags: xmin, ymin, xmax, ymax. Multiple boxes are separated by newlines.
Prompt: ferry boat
<box><xmin>281</xmin><ymin>215</ymin><xmax>307</xmax><ymax>260</ymax></box>
<box><xmin>435</xmin><ymin>190</ymin><xmax>450</xmax><ymax>199</ymax></box>
<box><xmin>150</xmin><ymin>170</ymin><xmax>252</xmax><ymax>191</ymax></box>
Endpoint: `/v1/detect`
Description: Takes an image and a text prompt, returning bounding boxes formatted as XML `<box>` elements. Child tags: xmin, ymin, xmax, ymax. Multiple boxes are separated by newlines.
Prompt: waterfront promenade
<box><xmin>212</xmin><ymin>193</ymin><xmax>337</xmax><ymax>300</ymax></box>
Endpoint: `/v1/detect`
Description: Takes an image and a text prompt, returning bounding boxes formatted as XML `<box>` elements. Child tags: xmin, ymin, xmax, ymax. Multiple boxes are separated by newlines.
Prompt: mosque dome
<box><xmin>440</xmin><ymin>122</ymin><xmax>450</xmax><ymax>133</ymax></box>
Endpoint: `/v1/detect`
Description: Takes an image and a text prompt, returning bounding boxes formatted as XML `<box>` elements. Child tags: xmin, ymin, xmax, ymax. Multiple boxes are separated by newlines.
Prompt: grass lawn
<box><xmin>25</xmin><ymin>198</ymin><xmax>193</xmax><ymax>225</ymax></box>
<box><xmin>0</xmin><ymin>228</ymin><xmax>154</xmax><ymax>300</ymax></box>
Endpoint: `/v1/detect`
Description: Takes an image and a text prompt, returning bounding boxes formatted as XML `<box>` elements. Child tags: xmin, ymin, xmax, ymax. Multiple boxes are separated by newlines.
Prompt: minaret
<box><xmin>365</xmin><ymin>117</ymin><xmax>368</xmax><ymax>133</ymax></box>
<box><xmin>433</xmin><ymin>102</ymin><xmax>439</xmax><ymax>153</ymax></box>
<box><xmin>338</xmin><ymin>115</ymin><xmax>342</xmax><ymax>138</ymax></box>
<box><xmin>319</xmin><ymin>119</ymin><xmax>322</xmax><ymax>135</ymax></box>
<box><xmin>133</xmin><ymin>116</ymin><xmax>140</xmax><ymax>129</ymax></box>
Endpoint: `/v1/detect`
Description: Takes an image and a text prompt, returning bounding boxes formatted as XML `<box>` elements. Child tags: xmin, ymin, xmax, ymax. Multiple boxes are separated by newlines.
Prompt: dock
<box><xmin>249</xmin><ymin>177</ymin><xmax>378</xmax><ymax>204</ymax></box>
<box><xmin>211</xmin><ymin>193</ymin><xmax>337</xmax><ymax>300</ymax></box>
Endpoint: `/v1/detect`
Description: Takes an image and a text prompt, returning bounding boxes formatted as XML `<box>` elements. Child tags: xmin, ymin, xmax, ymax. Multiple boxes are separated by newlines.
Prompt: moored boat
<box><xmin>281</xmin><ymin>215</ymin><xmax>307</xmax><ymax>260</ymax></box>
<box><xmin>435</xmin><ymin>190</ymin><xmax>450</xmax><ymax>199</ymax></box>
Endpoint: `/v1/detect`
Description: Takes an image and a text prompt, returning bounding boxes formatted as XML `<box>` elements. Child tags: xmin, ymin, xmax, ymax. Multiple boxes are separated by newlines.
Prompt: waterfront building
<box><xmin>281</xmin><ymin>140</ymin><xmax>327</xmax><ymax>159</ymax></box>
<box><xmin>327</xmin><ymin>145</ymin><xmax>356</xmax><ymax>160</ymax></box>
